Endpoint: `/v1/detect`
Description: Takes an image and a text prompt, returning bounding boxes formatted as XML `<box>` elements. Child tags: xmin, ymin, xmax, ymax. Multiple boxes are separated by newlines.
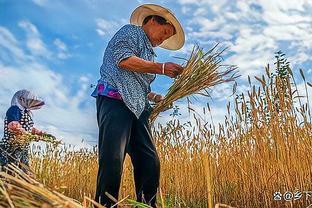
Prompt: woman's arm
<box><xmin>8</xmin><ymin>121</ymin><xmax>26</xmax><ymax>135</ymax></box>
<box><xmin>118</xmin><ymin>56</ymin><xmax>184</xmax><ymax>78</ymax></box>
<box><xmin>8</xmin><ymin>122</ymin><xmax>44</xmax><ymax>136</ymax></box>
<box><xmin>119</xmin><ymin>56</ymin><xmax>162</xmax><ymax>74</ymax></box>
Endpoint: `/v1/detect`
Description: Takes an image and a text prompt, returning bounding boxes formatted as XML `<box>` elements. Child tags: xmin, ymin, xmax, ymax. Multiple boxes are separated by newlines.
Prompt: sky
<box><xmin>0</xmin><ymin>0</ymin><xmax>311</xmax><ymax>148</ymax></box>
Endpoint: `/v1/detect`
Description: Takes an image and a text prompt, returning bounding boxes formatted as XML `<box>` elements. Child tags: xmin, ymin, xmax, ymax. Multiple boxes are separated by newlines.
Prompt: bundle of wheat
<box><xmin>13</xmin><ymin>132</ymin><xmax>62</xmax><ymax>147</ymax></box>
<box><xmin>149</xmin><ymin>44</ymin><xmax>239</xmax><ymax>122</ymax></box>
<box><xmin>0</xmin><ymin>164</ymin><xmax>152</xmax><ymax>208</ymax></box>
<box><xmin>0</xmin><ymin>164</ymin><xmax>85</xmax><ymax>208</ymax></box>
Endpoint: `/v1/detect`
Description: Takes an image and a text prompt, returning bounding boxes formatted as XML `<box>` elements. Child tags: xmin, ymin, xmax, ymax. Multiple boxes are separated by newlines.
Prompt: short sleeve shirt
<box><xmin>92</xmin><ymin>24</ymin><xmax>156</xmax><ymax>118</ymax></box>
<box><xmin>6</xmin><ymin>106</ymin><xmax>22</xmax><ymax>123</ymax></box>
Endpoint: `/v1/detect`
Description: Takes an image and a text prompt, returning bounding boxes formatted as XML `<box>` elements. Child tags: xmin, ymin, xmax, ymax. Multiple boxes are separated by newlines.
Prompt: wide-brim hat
<box><xmin>130</xmin><ymin>4</ymin><xmax>185</xmax><ymax>50</ymax></box>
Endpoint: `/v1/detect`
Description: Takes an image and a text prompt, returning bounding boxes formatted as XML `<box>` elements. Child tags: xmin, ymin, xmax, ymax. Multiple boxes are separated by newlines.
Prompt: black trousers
<box><xmin>95</xmin><ymin>96</ymin><xmax>160</xmax><ymax>207</ymax></box>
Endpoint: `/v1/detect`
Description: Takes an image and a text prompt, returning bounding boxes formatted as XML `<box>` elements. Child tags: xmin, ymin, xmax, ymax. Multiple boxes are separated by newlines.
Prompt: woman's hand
<box><xmin>31</xmin><ymin>128</ymin><xmax>44</xmax><ymax>136</ymax></box>
<box><xmin>31</xmin><ymin>128</ymin><xmax>45</xmax><ymax>142</ymax></box>
<box><xmin>8</xmin><ymin>121</ymin><xmax>26</xmax><ymax>135</ymax></box>
<box><xmin>148</xmin><ymin>92</ymin><xmax>164</xmax><ymax>103</ymax></box>
<box><xmin>162</xmin><ymin>62</ymin><xmax>184</xmax><ymax>78</ymax></box>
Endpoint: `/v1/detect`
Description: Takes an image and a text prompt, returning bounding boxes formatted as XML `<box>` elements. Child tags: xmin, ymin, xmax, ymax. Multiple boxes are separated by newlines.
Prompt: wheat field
<box><xmin>2</xmin><ymin>54</ymin><xmax>312</xmax><ymax>207</ymax></box>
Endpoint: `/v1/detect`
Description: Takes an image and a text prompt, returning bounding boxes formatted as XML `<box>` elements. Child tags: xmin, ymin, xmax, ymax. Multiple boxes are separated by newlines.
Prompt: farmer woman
<box><xmin>0</xmin><ymin>89</ymin><xmax>45</xmax><ymax>173</ymax></box>
<box><xmin>92</xmin><ymin>4</ymin><xmax>185</xmax><ymax>207</ymax></box>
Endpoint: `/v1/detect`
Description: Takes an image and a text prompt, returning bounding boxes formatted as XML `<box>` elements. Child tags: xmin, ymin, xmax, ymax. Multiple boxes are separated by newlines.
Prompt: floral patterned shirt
<box><xmin>91</xmin><ymin>24</ymin><xmax>156</xmax><ymax>118</ymax></box>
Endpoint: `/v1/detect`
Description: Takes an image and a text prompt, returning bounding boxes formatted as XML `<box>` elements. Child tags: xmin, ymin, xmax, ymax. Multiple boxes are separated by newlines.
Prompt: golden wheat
<box><xmin>1</xmin><ymin>58</ymin><xmax>311</xmax><ymax>208</ymax></box>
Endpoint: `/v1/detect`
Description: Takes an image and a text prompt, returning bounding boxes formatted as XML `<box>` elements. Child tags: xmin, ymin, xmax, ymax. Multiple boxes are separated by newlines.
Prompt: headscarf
<box><xmin>11</xmin><ymin>90</ymin><xmax>45</xmax><ymax>112</ymax></box>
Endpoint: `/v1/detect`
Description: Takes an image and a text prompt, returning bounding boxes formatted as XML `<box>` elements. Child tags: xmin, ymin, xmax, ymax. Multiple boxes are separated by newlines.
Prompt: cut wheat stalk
<box><xmin>149</xmin><ymin>44</ymin><xmax>239</xmax><ymax>123</ymax></box>
<box><xmin>0</xmin><ymin>164</ymin><xmax>155</xmax><ymax>208</ymax></box>
<box><xmin>0</xmin><ymin>164</ymin><xmax>83</xmax><ymax>208</ymax></box>
<box><xmin>13</xmin><ymin>132</ymin><xmax>62</xmax><ymax>147</ymax></box>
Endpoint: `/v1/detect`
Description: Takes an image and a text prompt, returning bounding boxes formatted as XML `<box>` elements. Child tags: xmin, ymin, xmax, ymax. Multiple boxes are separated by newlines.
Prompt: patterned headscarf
<box><xmin>11</xmin><ymin>90</ymin><xmax>45</xmax><ymax>111</ymax></box>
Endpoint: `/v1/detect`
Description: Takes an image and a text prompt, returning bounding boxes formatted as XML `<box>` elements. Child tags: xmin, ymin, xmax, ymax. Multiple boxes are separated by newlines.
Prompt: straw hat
<box><xmin>130</xmin><ymin>4</ymin><xmax>185</xmax><ymax>50</ymax></box>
